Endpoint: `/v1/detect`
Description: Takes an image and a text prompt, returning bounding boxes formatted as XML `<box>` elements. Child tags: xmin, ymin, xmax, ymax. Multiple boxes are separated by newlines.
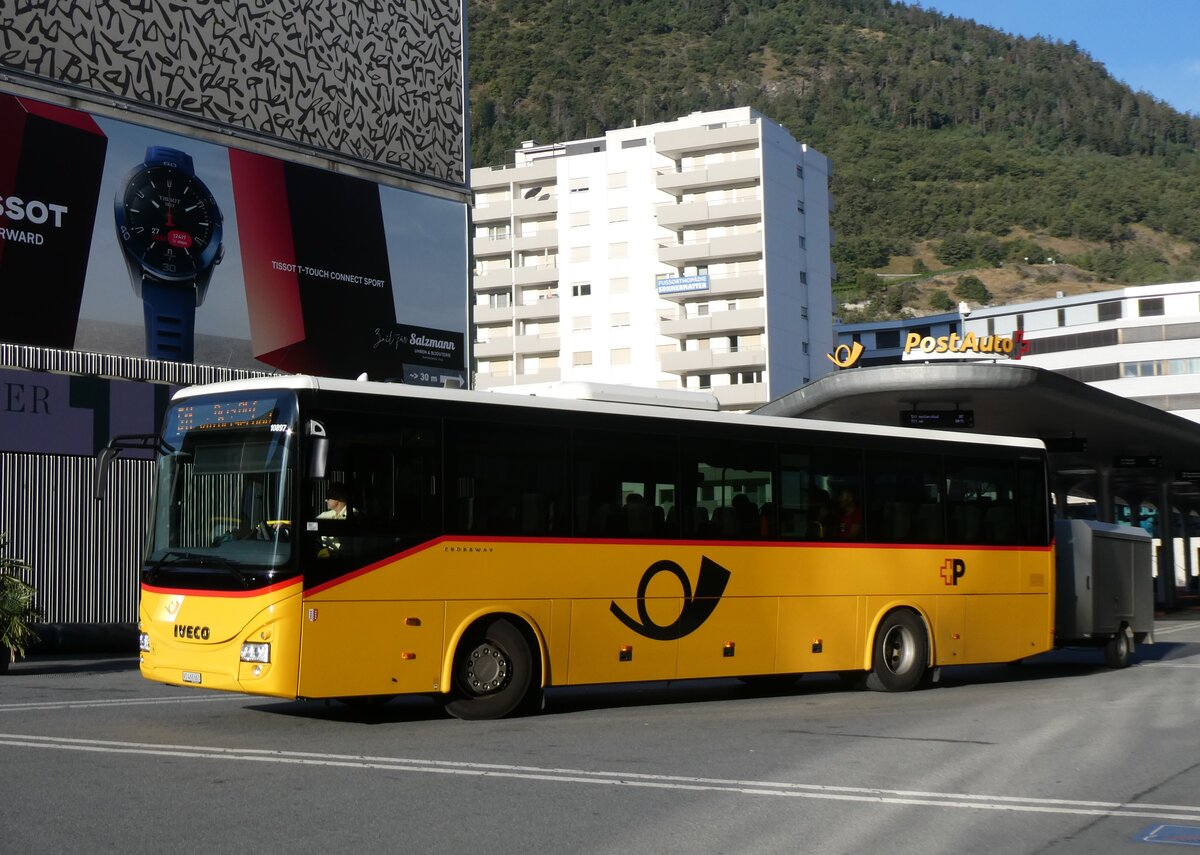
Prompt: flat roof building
<box><xmin>470</xmin><ymin>108</ymin><xmax>834</xmax><ymax>411</ymax></box>
<box><xmin>834</xmin><ymin>281</ymin><xmax>1200</xmax><ymax>423</ymax></box>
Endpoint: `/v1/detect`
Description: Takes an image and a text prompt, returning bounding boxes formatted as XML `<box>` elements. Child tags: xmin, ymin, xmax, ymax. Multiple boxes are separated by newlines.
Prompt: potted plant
<box><xmin>0</xmin><ymin>533</ymin><xmax>39</xmax><ymax>673</ymax></box>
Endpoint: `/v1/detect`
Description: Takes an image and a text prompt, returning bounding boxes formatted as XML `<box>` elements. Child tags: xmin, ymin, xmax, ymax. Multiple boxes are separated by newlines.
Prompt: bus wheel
<box><xmin>444</xmin><ymin>617</ymin><xmax>538</xmax><ymax>720</ymax></box>
<box><xmin>1104</xmin><ymin>626</ymin><xmax>1133</xmax><ymax>669</ymax></box>
<box><xmin>865</xmin><ymin>610</ymin><xmax>928</xmax><ymax>692</ymax></box>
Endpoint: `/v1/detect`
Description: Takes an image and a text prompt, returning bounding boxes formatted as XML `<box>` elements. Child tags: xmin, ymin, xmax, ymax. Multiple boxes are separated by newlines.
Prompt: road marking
<box><xmin>1142</xmin><ymin>663</ymin><xmax>1200</xmax><ymax>669</ymax></box>
<box><xmin>3</xmin><ymin>732</ymin><xmax>1200</xmax><ymax>822</ymax></box>
<box><xmin>0</xmin><ymin>695</ymin><xmax>245</xmax><ymax>713</ymax></box>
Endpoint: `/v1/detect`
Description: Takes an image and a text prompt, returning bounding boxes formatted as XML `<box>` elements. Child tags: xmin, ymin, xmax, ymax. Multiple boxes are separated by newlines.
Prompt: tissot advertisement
<box><xmin>0</xmin><ymin>93</ymin><xmax>468</xmax><ymax>386</ymax></box>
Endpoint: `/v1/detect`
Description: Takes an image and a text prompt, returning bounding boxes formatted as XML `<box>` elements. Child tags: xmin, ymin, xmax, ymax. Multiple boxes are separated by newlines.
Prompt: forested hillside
<box><xmin>467</xmin><ymin>0</ymin><xmax>1200</xmax><ymax>316</ymax></box>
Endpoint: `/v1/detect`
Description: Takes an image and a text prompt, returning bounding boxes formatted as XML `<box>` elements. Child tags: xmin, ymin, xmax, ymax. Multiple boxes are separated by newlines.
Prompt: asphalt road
<box><xmin>4</xmin><ymin>620</ymin><xmax>1200</xmax><ymax>854</ymax></box>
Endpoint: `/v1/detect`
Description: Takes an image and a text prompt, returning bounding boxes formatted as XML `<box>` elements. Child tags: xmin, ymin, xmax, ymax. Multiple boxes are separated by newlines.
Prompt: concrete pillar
<box><xmin>1159</xmin><ymin>481</ymin><xmax>1177</xmax><ymax>610</ymax></box>
<box><xmin>1097</xmin><ymin>469</ymin><xmax>1114</xmax><ymax>523</ymax></box>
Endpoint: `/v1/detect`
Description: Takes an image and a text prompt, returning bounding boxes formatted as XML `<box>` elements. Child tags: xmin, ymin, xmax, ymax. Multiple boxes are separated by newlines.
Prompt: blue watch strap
<box><xmin>144</xmin><ymin>146</ymin><xmax>195</xmax><ymax>176</ymax></box>
<box><xmin>141</xmin><ymin>277</ymin><xmax>197</xmax><ymax>362</ymax></box>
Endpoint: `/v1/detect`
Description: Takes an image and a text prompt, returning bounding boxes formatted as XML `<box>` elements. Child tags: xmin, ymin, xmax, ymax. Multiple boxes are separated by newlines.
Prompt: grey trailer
<box><xmin>1054</xmin><ymin>519</ymin><xmax>1154</xmax><ymax>668</ymax></box>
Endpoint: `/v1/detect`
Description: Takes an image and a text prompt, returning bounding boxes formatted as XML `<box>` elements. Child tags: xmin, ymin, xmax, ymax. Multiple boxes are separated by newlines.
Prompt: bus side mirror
<box><xmin>94</xmin><ymin>446</ymin><xmax>120</xmax><ymax>500</ymax></box>
<box><xmin>95</xmin><ymin>434</ymin><xmax>167</xmax><ymax>500</ymax></box>
<box><xmin>306</xmin><ymin>420</ymin><xmax>329</xmax><ymax>479</ymax></box>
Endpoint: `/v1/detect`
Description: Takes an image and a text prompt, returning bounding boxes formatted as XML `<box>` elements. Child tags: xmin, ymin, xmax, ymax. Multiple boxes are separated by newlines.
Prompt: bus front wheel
<box><xmin>443</xmin><ymin>617</ymin><xmax>539</xmax><ymax>720</ymax></box>
<box><xmin>865</xmin><ymin>610</ymin><xmax>928</xmax><ymax>692</ymax></box>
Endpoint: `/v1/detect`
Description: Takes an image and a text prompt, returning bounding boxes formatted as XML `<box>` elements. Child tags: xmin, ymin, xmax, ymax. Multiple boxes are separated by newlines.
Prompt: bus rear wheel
<box><xmin>865</xmin><ymin>610</ymin><xmax>928</xmax><ymax>692</ymax></box>
<box><xmin>443</xmin><ymin>617</ymin><xmax>538</xmax><ymax>720</ymax></box>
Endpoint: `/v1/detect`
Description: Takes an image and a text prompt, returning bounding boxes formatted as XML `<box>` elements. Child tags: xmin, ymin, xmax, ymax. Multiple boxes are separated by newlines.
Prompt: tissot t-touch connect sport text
<box><xmin>115</xmin><ymin>145</ymin><xmax>224</xmax><ymax>362</ymax></box>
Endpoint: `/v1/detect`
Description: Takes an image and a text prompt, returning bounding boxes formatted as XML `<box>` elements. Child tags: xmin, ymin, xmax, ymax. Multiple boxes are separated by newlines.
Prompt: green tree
<box><xmin>936</xmin><ymin>233</ymin><xmax>975</xmax><ymax>266</ymax></box>
<box><xmin>953</xmin><ymin>275</ymin><xmax>992</xmax><ymax>304</ymax></box>
<box><xmin>929</xmin><ymin>289</ymin><xmax>955</xmax><ymax>311</ymax></box>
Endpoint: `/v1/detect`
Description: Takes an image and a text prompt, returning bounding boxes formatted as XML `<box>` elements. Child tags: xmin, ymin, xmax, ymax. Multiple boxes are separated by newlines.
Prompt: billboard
<box><xmin>0</xmin><ymin>0</ymin><xmax>466</xmax><ymax>188</ymax></box>
<box><xmin>0</xmin><ymin>93</ymin><xmax>468</xmax><ymax>385</ymax></box>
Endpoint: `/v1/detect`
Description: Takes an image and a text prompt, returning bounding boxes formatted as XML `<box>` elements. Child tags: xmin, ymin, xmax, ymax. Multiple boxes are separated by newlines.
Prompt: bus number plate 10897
<box><xmin>182</xmin><ymin>671</ymin><xmax>202</xmax><ymax>685</ymax></box>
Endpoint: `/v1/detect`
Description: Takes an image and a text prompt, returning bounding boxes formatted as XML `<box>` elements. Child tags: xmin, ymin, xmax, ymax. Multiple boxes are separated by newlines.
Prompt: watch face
<box><xmin>116</xmin><ymin>163</ymin><xmax>223</xmax><ymax>282</ymax></box>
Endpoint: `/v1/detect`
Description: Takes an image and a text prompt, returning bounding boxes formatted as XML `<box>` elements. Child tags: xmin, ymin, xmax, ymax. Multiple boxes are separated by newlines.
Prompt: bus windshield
<box><xmin>145</xmin><ymin>391</ymin><xmax>298</xmax><ymax>590</ymax></box>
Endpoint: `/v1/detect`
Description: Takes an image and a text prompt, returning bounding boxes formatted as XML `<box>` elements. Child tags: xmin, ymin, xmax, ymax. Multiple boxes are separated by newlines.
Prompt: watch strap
<box><xmin>144</xmin><ymin>146</ymin><xmax>195</xmax><ymax>176</ymax></box>
<box><xmin>141</xmin><ymin>277</ymin><xmax>197</xmax><ymax>362</ymax></box>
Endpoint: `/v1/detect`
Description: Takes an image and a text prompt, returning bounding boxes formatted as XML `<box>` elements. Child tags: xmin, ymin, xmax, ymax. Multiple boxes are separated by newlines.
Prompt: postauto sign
<box><xmin>901</xmin><ymin>330</ymin><xmax>1031</xmax><ymax>362</ymax></box>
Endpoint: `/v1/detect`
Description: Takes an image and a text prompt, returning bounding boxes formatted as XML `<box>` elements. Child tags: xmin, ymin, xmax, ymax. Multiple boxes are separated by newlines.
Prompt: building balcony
<box><xmin>655</xmin><ymin>159</ymin><xmax>761</xmax><ymax>196</ymax></box>
<box><xmin>514</xmin><ymin>297</ymin><xmax>560</xmax><ymax>321</ymax></box>
<box><xmin>660</xmin><ymin>346</ymin><xmax>766</xmax><ymax>376</ymax></box>
<box><xmin>658</xmin><ymin>307</ymin><xmax>766</xmax><ymax>340</ymax></box>
<box><xmin>655</xmin><ymin>197</ymin><xmax>761</xmax><ymax>230</ymax></box>
<box><xmin>472</xmin><ymin>200</ymin><xmax>512</xmax><ymax>223</ymax></box>
<box><xmin>712</xmin><ymin>381</ymin><xmax>768</xmax><ymax>411</ymax></box>
<box><xmin>473</xmin><ymin>235</ymin><xmax>513</xmax><ymax>257</ymax></box>
<box><xmin>512</xmin><ymin>194</ymin><xmax>558</xmax><ymax>217</ymax></box>
<box><xmin>472</xmin><ymin>269</ymin><xmax>513</xmax><ymax>292</ymax></box>
<box><xmin>474</xmin><ymin>337</ymin><xmax>515</xmax><ymax>359</ymax></box>
<box><xmin>472</xmin><ymin>304</ymin><xmax>513</xmax><ymax>325</ymax></box>
<box><xmin>515</xmin><ymin>334</ymin><xmax>561</xmax><ymax>356</ymax></box>
<box><xmin>514</xmin><ymin>229</ymin><xmax>559</xmax><ymax>252</ymax></box>
<box><xmin>654</xmin><ymin>271</ymin><xmax>765</xmax><ymax>304</ymax></box>
<box><xmin>653</xmin><ymin>121</ymin><xmax>761</xmax><ymax>159</ymax></box>
<box><xmin>657</xmin><ymin>231</ymin><xmax>762</xmax><ymax>266</ymax></box>
<box><xmin>513</xmin><ymin>265</ymin><xmax>559</xmax><ymax>287</ymax></box>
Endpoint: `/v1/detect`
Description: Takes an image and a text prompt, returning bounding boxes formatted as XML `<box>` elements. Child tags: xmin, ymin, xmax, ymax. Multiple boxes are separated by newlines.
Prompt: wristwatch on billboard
<box><xmin>115</xmin><ymin>145</ymin><xmax>224</xmax><ymax>362</ymax></box>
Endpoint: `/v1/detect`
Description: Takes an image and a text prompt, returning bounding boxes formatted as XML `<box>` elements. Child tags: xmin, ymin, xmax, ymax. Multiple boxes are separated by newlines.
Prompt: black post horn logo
<box><xmin>610</xmin><ymin>556</ymin><xmax>731</xmax><ymax>640</ymax></box>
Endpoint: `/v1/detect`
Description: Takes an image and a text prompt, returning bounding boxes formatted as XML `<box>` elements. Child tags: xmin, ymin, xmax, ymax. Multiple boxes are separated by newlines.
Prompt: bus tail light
<box><xmin>240</xmin><ymin>642</ymin><xmax>271</xmax><ymax>664</ymax></box>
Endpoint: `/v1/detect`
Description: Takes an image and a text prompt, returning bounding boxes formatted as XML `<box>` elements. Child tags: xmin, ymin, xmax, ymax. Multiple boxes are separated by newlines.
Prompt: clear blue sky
<box><xmin>914</xmin><ymin>0</ymin><xmax>1200</xmax><ymax>117</ymax></box>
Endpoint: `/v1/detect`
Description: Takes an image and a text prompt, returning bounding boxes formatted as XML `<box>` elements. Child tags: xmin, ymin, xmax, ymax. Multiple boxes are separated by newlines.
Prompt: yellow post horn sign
<box><xmin>826</xmin><ymin>341</ymin><xmax>864</xmax><ymax>369</ymax></box>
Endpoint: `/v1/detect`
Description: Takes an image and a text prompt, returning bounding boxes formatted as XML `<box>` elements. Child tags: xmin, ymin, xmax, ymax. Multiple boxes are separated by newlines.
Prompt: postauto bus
<box><xmin>107</xmin><ymin>375</ymin><xmax>1053</xmax><ymax>719</ymax></box>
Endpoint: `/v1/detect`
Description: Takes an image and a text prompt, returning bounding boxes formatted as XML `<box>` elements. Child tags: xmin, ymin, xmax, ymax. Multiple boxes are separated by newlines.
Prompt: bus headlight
<box><xmin>240</xmin><ymin>642</ymin><xmax>271</xmax><ymax>664</ymax></box>
<box><xmin>138</xmin><ymin>632</ymin><xmax>152</xmax><ymax>653</ymax></box>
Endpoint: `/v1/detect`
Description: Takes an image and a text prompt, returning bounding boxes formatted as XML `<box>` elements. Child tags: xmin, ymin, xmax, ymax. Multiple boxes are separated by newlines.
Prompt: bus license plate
<box><xmin>182</xmin><ymin>671</ymin><xmax>202</xmax><ymax>685</ymax></box>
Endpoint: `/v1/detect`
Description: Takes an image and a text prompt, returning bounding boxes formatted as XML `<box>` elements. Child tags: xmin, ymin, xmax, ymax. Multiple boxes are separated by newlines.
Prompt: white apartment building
<box><xmin>962</xmin><ymin>281</ymin><xmax>1200</xmax><ymax>422</ymax></box>
<box><xmin>470</xmin><ymin>107</ymin><xmax>834</xmax><ymax>410</ymax></box>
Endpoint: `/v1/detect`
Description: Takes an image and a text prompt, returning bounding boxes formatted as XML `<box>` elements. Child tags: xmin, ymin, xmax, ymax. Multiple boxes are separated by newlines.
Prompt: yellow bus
<box><xmin>118</xmin><ymin>375</ymin><xmax>1054</xmax><ymax>719</ymax></box>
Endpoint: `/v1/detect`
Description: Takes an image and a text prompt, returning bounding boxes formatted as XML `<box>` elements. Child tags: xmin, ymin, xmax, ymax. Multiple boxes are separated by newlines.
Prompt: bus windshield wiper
<box><xmin>145</xmin><ymin>551</ymin><xmax>254</xmax><ymax>587</ymax></box>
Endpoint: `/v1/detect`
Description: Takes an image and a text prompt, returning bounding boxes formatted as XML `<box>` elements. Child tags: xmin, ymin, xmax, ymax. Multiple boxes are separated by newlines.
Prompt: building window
<box><xmin>796</xmin><ymin>165</ymin><xmax>804</xmax><ymax>179</ymax></box>
<box><xmin>797</xmin><ymin>200</ymin><xmax>805</xmax><ymax>214</ymax></box>
<box><xmin>1016</xmin><ymin>314</ymin><xmax>1025</xmax><ymax>331</ymax></box>
<box><xmin>876</xmin><ymin>330</ymin><xmax>900</xmax><ymax>349</ymax></box>
<box><xmin>573</xmin><ymin>351</ymin><xmax>592</xmax><ymax>367</ymax></box>
<box><xmin>802</xmin><ymin>342</ymin><xmax>809</xmax><ymax>354</ymax></box>
<box><xmin>611</xmin><ymin>313</ymin><xmax>630</xmax><ymax>328</ymax></box>
<box><xmin>801</xmin><ymin>306</ymin><xmax>808</xmax><ymax>319</ymax></box>
<box><xmin>611</xmin><ymin>348</ymin><xmax>631</xmax><ymax>365</ymax></box>
<box><xmin>699</xmin><ymin>374</ymin><xmax>711</xmax><ymax>389</ymax></box>
<box><xmin>1098</xmin><ymin>300</ymin><xmax>1123</xmax><ymax>322</ymax></box>
<box><xmin>799</xmin><ymin>271</ymin><xmax>807</xmax><ymax>285</ymax></box>
<box><xmin>1139</xmin><ymin>297</ymin><xmax>1165</xmax><ymax>317</ymax></box>
<box><xmin>1057</xmin><ymin>308</ymin><xmax>1066</xmax><ymax>327</ymax></box>
<box><xmin>572</xmin><ymin>282</ymin><xmax>592</xmax><ymax>297</ymax></box>
<box><xmin>572</xmin><ymin>316</ymin><xmax>591</xmax><ymax>331</ymax></box>
<box><xmin>798</xmin><ymin>236</ymin><xmax>806</xmax><ymax>250</ymax></box>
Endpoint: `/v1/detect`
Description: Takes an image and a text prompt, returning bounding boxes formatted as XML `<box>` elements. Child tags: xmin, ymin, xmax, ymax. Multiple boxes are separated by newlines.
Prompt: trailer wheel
<box><xmin>1104</xmin><ymin>626</ymin><xmax>1133</xmax><ymax>669</ymax></box>
<box><xmin>443</xmin><ymin>617</ymin><xmax>539</xmax><ymax>720</ymax></box>
<box><xmin>865</xmin><ymin>610</ymin><xmax>928</xmax><ymax>692</ymax></box>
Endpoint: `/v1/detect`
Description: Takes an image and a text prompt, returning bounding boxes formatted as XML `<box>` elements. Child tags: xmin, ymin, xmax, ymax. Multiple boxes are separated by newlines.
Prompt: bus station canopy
<box><xmin>755</xmin><ymin>363</ymin><xmax>1200</xmax><ymax>515</ymax></box>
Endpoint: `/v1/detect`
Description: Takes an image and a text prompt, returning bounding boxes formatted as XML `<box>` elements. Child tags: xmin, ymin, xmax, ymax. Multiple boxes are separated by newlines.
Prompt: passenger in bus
<box><xmin>807</xmin><ymin>488</ymin><xmax>833</xmax><ymax>538</ymax></box>
<box><xmin>836</xmin><ymin>487</ymin><xmax>863</xmax><ymax>539</ymax></box>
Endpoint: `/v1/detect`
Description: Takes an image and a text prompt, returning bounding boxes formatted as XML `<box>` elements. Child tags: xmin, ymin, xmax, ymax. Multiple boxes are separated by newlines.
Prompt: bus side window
<box><xmin>574</xmin><ymin>427</ymin><xmax>677</xmax><ymax>539</ymax></box>
<box><xmin>865</xmin><ymin>451</ymin><xmax>943</xmax><ymax>544</ymax></box>
<box><xmin>682</xmin><ymin>436</ymin><xmax>773</xmax><ymax>540</ymax></box>
<box><xmin>445</xmin><ymin>418</ymin><xmax>569</xmax><ymax>536</ymax></box>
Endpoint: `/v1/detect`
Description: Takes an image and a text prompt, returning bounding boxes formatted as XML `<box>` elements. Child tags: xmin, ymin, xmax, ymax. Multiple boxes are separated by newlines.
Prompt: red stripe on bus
<box><xmin>141</xmin><ymin>577</ymin><xmax>303</xmax><ymax>599</ymax></box>
<box><xmin>302</xmin><ymin>535</ymin><xmax>1054</xmax><ymax>596</ymax></box>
